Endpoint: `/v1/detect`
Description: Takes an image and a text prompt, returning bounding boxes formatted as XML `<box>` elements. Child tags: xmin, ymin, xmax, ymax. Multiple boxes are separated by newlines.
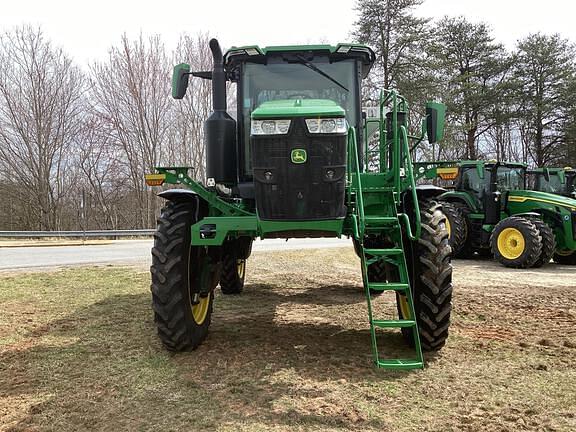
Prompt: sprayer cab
<box><xmin>172</xmin><ymin>40</ymin><xmax>375</xmax><ymax>189</ymax></box>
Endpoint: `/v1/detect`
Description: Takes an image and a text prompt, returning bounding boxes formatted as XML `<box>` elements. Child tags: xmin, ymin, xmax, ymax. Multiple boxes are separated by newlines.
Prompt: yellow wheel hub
<box><xmin>237</xmin><ymin>260</ymin><xmax>246</xmax><ymax>279</ymax></box>
<box><xmin>192</xmin><ymin>295</ymin><xmax>210</xmax><ymax>324</ymax></box>
<box><xmin>398</xmin><ymin>294</ymin><xmax>411</xmax><ymax>319</ymax></box>
<box><xmin>445</xmin><ymin>216</ymin><xmax>452</xmax><ymax>238</ymax></box>
<box><xmin>497</xmin><ymin>227</ymin><xmax>525</xmax><ymax>260</ymax></box>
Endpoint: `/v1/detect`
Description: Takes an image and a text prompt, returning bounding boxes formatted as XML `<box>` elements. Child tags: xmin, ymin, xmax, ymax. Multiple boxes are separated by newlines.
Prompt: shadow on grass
<box><xmin>1</xmin><ymin>280</ymin><xmax>435</xmax><ymax>431</ymax></box>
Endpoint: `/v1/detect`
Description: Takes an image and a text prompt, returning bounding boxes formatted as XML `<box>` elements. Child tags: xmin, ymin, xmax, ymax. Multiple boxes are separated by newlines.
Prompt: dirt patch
<box><xmin>0</xmin><ymin>249</ymin><xmax>575</xmax><ymax>431</ymax></box>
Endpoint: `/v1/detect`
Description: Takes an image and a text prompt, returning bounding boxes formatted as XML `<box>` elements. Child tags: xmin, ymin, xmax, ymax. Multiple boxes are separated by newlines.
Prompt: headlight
<box><xmin>251</xmin><ymin>119</ymin><xmax>291</xmax><ymax>135</ymax></box>
<box><xmin>305</xmin><ymin>117</ymin><xmax>347</xmax><ymax>134</ymax></box>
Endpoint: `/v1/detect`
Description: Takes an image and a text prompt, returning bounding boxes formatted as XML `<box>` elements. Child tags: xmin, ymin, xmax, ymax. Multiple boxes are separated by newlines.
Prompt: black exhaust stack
<box><xmin>205</xmin><ymin>38</ymin><xmax>237</xmax><ymax>185</ymax></box>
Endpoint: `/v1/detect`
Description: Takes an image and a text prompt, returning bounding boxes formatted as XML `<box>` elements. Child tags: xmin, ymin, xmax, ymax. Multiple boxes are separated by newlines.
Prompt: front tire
<box><xmin>397</xmin><ymin>199</ymin><xmax>453</xmax><ymax>351</ymax></box>
<box><xmin>491</xmin><ymin>216</ymin><xmax>542</xmax><ymax>268</ymax></box>
<box><xmin>150</xmin><ymin>200</ymin><xmax>219</xmax><ymax>351</ymax></box>
<box><xmin>554</xmin><ymin>250</ymin><xmax>576</xmax><ymax>265</ymax></box>
<box><xmin>220</xmin><ymin>255</ymin><xmax>246</xmax><ymax>294</ymax></box>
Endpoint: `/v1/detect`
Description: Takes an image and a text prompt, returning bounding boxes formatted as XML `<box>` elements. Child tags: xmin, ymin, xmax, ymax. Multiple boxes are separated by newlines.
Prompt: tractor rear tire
<box><xmin>397</xmin><ymin>199</ymin><xmax>453</xmax><ymax>351</ymax></box>
<box><xmin>150</xmin><ymin>200</ymin><xmax>218</xmax><ymax>351</ymax></box>
<box><xmin>440</xmin><ymin>201</ymin><xmax>467</xmax><ymax>256</ymax></box>
<box><xmin>491</xmin><ymin>216</ymin><xmax>542</xmax><ymax>268</ymax></box>
<box><xmin>451</xmin><ymin>202</ymin><xmax>474</xmax><ymax>258</ymax></box>
<box><xmin>554</xmin><ymin>250</ymin><xmax>576</xmax><ymax>265</ymax></box>
<box><xmin>220</xmin><ymin>254</ymin><xmax>246</xmax><ymax>294</ymax></box>
<box><xmin>530</xmin><ymin>219</ymin><xmax>555</xmax><ymax>267</ymax></box>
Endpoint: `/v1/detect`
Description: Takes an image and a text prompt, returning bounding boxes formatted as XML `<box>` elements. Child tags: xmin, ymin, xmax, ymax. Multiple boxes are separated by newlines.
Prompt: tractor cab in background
<box><xmin>528</xmin><ymin>167</ymin><xmax>576</xmax><ymax>198</ymax></box>
<box><xmin>453</xmin><ymin>161</ymin><xmax>526</xmax><ymax>218</ymax></box>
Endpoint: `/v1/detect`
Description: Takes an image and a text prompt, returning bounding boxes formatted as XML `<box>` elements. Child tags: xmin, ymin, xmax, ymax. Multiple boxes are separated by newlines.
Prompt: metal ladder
<box><xmin>358</xmin><ymin>202</ymin><xmax>424</xmax><ymax>370</ymax></box>
<box><xmin>348</xmin><ymin>123</ymin><xmax>424</xmax><ymax>370</ymax></box>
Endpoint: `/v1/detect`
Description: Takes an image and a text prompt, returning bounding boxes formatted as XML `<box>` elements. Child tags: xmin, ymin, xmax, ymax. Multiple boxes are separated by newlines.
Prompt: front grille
<box><xmin>251</xmin><ymin>118</ymin><xmax>347</xmax><ymax>220</ymax></box>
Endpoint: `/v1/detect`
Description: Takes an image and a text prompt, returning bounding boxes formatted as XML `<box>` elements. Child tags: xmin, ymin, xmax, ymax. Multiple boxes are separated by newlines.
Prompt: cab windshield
<box><xmin>241</xmin><ymin>58</ymin><xmax>358</xmax><ymax>172</ymax></box>
<box><xmin>535</xmin><ymin>173</ymin><xmax>566</xmax><ymax>194</ymax></box>
<box><xmin>496</xmin><ymin>166</ymin><xmax>525</xmax><ymax>191</ymax></box>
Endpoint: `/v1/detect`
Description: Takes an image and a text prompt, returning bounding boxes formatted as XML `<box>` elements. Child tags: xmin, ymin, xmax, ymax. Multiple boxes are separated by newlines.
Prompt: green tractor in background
<box><xmin>145</xmin><ymin>39</ymin><xmax>453</xmax><ymax>369</ymax></box>
<box><xmin>415</xmin><ymin>160</ymin><xmax>576</xmax><ymax>267</ymax></box>
<box><xmin>527</xmin><ymin>167</ymin><xmax>576</xmax><ymax>199</ymax></box>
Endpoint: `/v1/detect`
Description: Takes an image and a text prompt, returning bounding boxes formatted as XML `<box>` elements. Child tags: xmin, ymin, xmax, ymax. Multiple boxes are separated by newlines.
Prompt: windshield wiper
<box><xmin>295</xmin><ymin>55</ymin><xmax>349</xmax><ymax>92</ymax></box>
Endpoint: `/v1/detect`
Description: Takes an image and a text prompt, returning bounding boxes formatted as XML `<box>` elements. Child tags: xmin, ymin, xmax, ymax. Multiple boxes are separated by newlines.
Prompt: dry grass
<box><xmin>0</xmin><ymin>249</ymin><xmax>575</xmax><ymax>431</ymax></box>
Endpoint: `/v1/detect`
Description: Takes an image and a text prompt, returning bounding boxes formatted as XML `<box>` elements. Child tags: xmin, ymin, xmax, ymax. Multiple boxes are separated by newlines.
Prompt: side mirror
<box><xmin>172</xmin><ymin>63</ymin><xmax>191</xmax><ymax>99</ymax></box>
<box><xmin>425</xmin><ymin>101</ymin><xmax>446</xmax><ymax>144</ymax></box>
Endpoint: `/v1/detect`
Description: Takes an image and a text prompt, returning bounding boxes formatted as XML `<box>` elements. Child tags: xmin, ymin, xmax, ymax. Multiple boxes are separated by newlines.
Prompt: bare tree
<box><xmin>0</xmin><ymin>26</ymin><xmax>86</xmax><ymax>230</ymax></box>
<box><xmin>91</xmin><ymin>34</ymin><xmax>172</xmax><ymax>228</ymax></box>
<box><xmin>75</xmin><ymin>114</ymin><xmax>128</xmax><ymax>229</ymax></box>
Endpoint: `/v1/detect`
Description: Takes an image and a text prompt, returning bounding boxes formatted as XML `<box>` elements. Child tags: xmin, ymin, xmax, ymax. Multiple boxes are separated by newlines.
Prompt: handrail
<box><xmin>398</xmin><ymin>125</ymin><xmax>421</xmax><ymax>241</ymax></box>
<box><xmin>348</xmin><ymin>127</ymin><xmax>365</xmax><ymax>238</ymax></box>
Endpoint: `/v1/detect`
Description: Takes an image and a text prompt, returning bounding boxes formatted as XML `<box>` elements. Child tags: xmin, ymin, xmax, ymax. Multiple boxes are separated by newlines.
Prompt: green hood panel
<box><xmin>508</xmin><ymin>190</ymin><xmax>576</xmax><ymax>211</ymax></box>
<box><xmin>251</xmin><ymin>99</ymin><xmax>345</xmax><ymax>119</ymax></box>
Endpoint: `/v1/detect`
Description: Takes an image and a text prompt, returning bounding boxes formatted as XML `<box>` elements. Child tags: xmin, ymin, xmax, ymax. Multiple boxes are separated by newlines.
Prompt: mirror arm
<box><xmin>409</xmin><ymin>118</ymin><xmax>427</xmax><ymax>153</ymax></box>
<box><xmin>189</xmin><ymin>71</ymin><xmax>212</xmax><ymax>80</ymax></box>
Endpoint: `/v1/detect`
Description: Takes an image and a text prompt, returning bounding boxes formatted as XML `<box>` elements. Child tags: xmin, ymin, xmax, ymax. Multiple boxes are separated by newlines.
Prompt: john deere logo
<box><xmin>291</xmin><ymin>148</ymin><xmax>307</xmax><ymax>164</ymax></box>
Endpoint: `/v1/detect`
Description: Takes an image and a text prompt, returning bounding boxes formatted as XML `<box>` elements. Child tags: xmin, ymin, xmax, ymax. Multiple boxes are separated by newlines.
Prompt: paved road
<box><xmin>0</xmin><ymin>238</ymin><xmax>352</xmax><ymax>271</ymax></box>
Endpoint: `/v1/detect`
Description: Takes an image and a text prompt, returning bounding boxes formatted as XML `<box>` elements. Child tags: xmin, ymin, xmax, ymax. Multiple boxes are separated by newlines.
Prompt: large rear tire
<box><xmin>490</xmin><ymin>216</ymin><xmax>542</xmax><ymax>268</ymax></box>
<box><xmin>397</xmin><ymin>199</ymin><xmax>453</xmax><ymax>351</ymax></box>
<box><xmin>150</xmin><ymin>200</ymin><xmax>219</xmax><ymax>351</ymax></box>
<box><xmin>530</xmin><ymin>219</ymin><xmax>555</xmax><ymax>267</ymax></box>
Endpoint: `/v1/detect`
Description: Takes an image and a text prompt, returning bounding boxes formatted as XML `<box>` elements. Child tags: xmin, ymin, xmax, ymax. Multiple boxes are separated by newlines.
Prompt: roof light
<box><xmin>245</xmin><ymin>48</ymin><xmax>259</xmax><ymax>56</ymax></box>
<box><xmin>336</xmin><ymin>45</ymin><xmax>351</xmax><ymax>53</ymax></box>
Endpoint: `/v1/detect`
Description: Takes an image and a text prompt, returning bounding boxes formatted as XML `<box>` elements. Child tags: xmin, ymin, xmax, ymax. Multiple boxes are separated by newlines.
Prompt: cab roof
<box><xmin>224</xmin><ymin>43</ymin><xmax>376</xmax><ymax>78</ymax></box>
<box><xmin>459</xmin><ymin>160</ymin><xmax>527</xmax><ymax>169</ymax></box>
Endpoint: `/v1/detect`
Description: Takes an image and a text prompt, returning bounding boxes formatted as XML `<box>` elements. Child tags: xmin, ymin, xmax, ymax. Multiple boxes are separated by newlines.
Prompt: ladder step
<box><xmin>363</xmin><ymin>186</ymin><xmax>395</xmax><ymax>191</ymax></box>
<box><xmin>364</xmin><ymin>248</ymin><xmax>404</xmax><ymax>256</ymax></box>
<box><xmin>376</xmin><ymin>359</ymin><xmax>424</xmax><ymax>370</ymax></box>
<box><xmin>364</xmin><ymin>216</ymin><xmax>398</xmax><ymax>226</ymax></box>
<box><xmin>372</xmin><ymin>319</ymin><xmax>416</xmax><ymax>328</ymax></box>
<box><xmin>368</xmin><ymin>283</ymin><xmax>409</xmax><ymax>292</ymax></box>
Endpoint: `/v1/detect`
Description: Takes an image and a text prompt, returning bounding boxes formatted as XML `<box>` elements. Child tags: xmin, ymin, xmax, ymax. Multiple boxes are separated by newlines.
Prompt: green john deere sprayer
<box><xmin>145</xmin><ymin>39</ymin><xmax>453</xmax><ymax>369</ymax></box>
<box><xmin>527</xmin><ymin>167</ymin><xmax>576</xmax><ymax>199</ymax></box>
<box><xmin>415</xmin><ymin>160</ymin><xmax>576</xmax><ymax>267</ymax></box>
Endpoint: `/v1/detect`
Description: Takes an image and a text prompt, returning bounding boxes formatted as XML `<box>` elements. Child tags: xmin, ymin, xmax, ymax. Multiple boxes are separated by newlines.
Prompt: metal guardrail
<box><xmin>0</xmin><ymin>230</ymin><xmax>155</xmax><ymax>238</ymax></box>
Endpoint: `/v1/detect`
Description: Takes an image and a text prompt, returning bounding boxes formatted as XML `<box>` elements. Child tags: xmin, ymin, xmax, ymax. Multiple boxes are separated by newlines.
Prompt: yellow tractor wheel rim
<box><xmin>237</xmin><ymin>260</ymin><xmax>246</xmax><ymax>279</ymax></box>
<box><xmin>398</xmin><ymin>294</ymin><xmax>411</xmax><ymax>319</ymax></box>
<box><xmin>445</xmin><ymin>216</ymin><xmax>452</xmax><ymax>238</ymax></box>
<box><xmin>192</xmin><ymin>295</ymin><xmax>210</xmax><ymax>324</ymax></box>
<box><xmin>497</xmin><ymin>227</ymin><xmax>526</xmax><ymax>260</ymax></box>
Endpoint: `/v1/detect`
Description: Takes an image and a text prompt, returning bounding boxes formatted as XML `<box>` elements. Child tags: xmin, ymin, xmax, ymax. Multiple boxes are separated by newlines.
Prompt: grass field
<box><xmin>1</xmin><ymin>249</ymin><xmax>575</xmax><ymax>431</ymax></box>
